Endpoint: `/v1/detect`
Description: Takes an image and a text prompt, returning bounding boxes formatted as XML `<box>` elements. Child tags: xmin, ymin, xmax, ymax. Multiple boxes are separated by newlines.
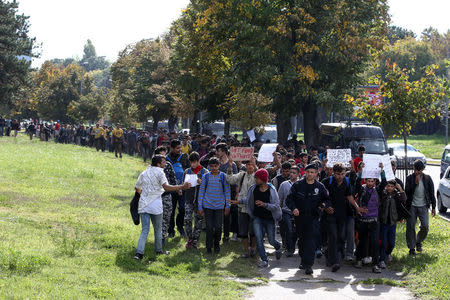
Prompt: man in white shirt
<box><xmin>134</xmin><ymin>155</ymin><xmax>191</xmax><ymax>260</ymax></box>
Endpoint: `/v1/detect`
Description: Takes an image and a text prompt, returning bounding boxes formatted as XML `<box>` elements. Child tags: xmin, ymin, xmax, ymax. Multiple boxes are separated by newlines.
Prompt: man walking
<box><xmin>405</xmin><ymin>160</ymin><xmax>436</xmax><ymax>255</ymax></box>
<box><xmin>286</xmin><ymin>164</ymin><xmax>330</xmax><ymax>275</ymax></box>
<box><xmin>244</xmin><ymin>168</ymin><xmax>282</xmax><ymax>267</ymax></box>
<box><xmin>133</xmin><ymin>155</ymin><xmax>190</xmax><ymax>260</ymax></box>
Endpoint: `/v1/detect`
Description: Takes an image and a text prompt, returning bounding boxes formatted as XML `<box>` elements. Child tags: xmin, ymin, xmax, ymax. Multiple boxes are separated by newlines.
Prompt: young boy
<box><xmin>184</xmin><ymin>152</ymin><xmax>208</xmax><ymax>249</ymax></box>
<box><xmin>198</xmin><ymin>157</ymin><xmax>231</xmax><ymax>254</ymax></box>
<box><xmin>379</xmin><ymin>180</ymin><xmax>406</xmax><ymax>268</ymax></box>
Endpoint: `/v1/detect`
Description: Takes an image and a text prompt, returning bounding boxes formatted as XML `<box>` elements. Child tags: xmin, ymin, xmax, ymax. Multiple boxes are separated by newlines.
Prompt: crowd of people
<box><xmin>3</xmin><ymin>119</ymin><xmax>436</xmax><ymax>275</ymax></box>
<box><xmin>131</xmin><ymin>133</ymin><xmax>437</xmax><ymax>275</ymax></box>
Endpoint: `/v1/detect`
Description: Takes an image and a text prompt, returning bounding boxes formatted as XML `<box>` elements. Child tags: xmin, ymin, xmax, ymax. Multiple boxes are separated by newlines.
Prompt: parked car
<box><xmin>440</xmin><ymin>145</ymin><xmax>450</xmax><ymax>178</ymax></box>
<box><xmin>437</xmin><ymin>166</ymin><xmax>450</xmax><ymax>213</ymax></box>
<box><xmin>388</xmin><ymin>143</ymin><xmax>427</xmax><ymax>169</ymax></box>
<box><xmin>319</xmin><ymin>122</ymin><xmax>389</xmax><ymax>157</ymax></box>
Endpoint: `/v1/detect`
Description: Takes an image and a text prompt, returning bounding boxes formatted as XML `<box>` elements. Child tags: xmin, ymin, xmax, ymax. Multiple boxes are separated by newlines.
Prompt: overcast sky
<box><xmin>17</xmin><ymin>0</ymin><xmax>450</xmax><ymax>67</ymax></box>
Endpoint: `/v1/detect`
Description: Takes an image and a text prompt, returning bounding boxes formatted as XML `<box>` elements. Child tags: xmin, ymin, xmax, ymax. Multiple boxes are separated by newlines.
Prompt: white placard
<box><xmin>326</xmin><ymin>149</ymin><xmax>352</xmax><ymax>167</ymax></box>
<box><xmin>381</xmin><ymin>154</ymin><xmax>396</xmax><ymax>181</ymax></box>
<box><xmin>247</xmin><ymin>129</ymin><xmax>256</xmax><ymax>142</ymax></box>
<box><xmin>362</xmin><ymin>154</ymin><xmax>382</xmax><ymax>179</ymax></box>
<box><xmin>257</xmin><ymin>144</ymin><xmax>278</xmax><ymax>162</ymax></box>
<box><xmin>362</xmin><ymin>154</ymin><xmax>395</xmax><ymax>181</ymax></box>
<box><xmin>184</xmin><ymin>174</ymin><xmax>198</xmax><ymax>187</ymax></box>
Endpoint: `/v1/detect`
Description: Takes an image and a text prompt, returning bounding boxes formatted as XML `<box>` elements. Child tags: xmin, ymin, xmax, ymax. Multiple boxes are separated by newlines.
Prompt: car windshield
<box><xmin>391</xmin><ymin>145</ymin><xmax>417</xmax><ymax>152</ymax></box>
<box><xmin>260</xmin><ymin>130</ymin><xmax>277</xmax><ymax>142</ymax></box>
<box><xmin>348</xmin><ymin>138</ymin><xmax>387</xmax><ymax>154</ymax></box>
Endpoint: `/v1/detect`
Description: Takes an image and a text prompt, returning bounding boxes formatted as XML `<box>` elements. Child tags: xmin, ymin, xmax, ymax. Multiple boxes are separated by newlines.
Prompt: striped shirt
<box><xmin>198</xmin><ymin>172</ymin><xmax>231</xmax><ymax>210</ymax></box>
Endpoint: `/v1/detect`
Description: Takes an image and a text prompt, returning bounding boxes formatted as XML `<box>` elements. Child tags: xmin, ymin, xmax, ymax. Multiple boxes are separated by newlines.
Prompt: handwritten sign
<box><xmin>381</xmin><ymin>154</ymin><xmax>396</xmax><ymax>181</ymax></box>
<box><xmin>362</xmin><ymin>154</ymin><xmax>395</xmax><ymax>181</ymax></box>
<box><xmin>230</xmin><ymin>147</ymin><xmax>254</xmax><ymax>161</ymax></box>
<box><xmin>326</xmin><ymin>149</ymin><xmax>351</xmax><ymax>168</ymax></box>
<box><xmin>247</xmin><ymin>129</ymin><xmax>256</xmax><ymax>142</ymax></box>
<box><xmin>184</xmin><ymin>174</ymin><xmax>198</xmax><ymax>187</ymax></box>
<box><xmin>257</xmin><ymin>144</ymin><xmax>278</xmax><ymax>162</ymax></box>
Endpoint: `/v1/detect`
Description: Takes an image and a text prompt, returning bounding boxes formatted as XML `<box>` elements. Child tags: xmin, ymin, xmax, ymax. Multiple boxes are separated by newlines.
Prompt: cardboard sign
<box><xmin>326</xmin><ymin>149</ymin><xmax>351</xmax><ymax>168</ymax></box>
<box><xmin>257</xmin><ymin>144</ymin><xmax>278</xmax><ymax>162</ymax></box>
<box><xmin>230</xmin><ymin>147</ymin><xmax>254</xmax><ymax>161</ymax></box>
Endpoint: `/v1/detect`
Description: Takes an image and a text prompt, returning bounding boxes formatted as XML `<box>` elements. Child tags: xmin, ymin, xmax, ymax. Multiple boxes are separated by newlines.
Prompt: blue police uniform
<box><xmin>286</xmin><ymin>177</ymin><xmax>330</xmax><ymax>271</ymax></box>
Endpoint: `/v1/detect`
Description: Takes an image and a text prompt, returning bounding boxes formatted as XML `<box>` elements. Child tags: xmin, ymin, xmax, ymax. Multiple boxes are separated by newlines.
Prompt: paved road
<box><xmin>246</xmin><ymin>248</ymin><xmax>416</xmax><ymax>300</ymax></box>
<box><xmin>245</xmin><ymin>165</ymin><xmax>447</xmax><ymax>300</ymax></box>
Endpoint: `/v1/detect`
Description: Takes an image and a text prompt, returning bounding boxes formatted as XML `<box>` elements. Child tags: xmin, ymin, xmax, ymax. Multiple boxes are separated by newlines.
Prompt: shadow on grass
<box><xmin>114</xmin><ymin>235</ymin><xmax>259</xmax><ymax>278</ymax></box>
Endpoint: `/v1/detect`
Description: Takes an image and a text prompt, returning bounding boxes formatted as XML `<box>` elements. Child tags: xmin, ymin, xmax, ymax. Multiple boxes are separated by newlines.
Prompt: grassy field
<box><xmin>390</xmin><ymin>219</ymin><xmax>449</xmax><ymax>299</ymax></box>
<box><xmin>0</xmin><ymin>135</ymin><xmax>448</xmax><ymax>299</ymax></box>
<box><xmin>387</xmin><ymin>134</ymin><xmax>446</xmax><ymax>160</ymax></box>
<box><xmin>0</xmin><ymin>135</ymin><xmax>260</xmax><ymax>299</ymax></box>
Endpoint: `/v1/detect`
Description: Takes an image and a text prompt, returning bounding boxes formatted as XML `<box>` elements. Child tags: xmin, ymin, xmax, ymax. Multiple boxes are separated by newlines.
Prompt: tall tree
<box><xmin>0</xmin><ymin>0</ymin><xmax>37</xmax><ymax>114</ymax></box>
<box><xmin>190</xmin><ymin>0</ymin><xmax>389</xmax><ymax>145</ymax></box>
<box><xmin>347</xmin><ymin>63</ymin><xmax>444</xmax><ymax>168</ymax></box>
<box><xmin>111</xmin><ymin>38</ymin><xmax>177</xmax><ymax>129</ymax></box>
<box><xmin>80</xmin><ymin>39</ymin><xmax>109</xmax><ymax>72</ymax></box>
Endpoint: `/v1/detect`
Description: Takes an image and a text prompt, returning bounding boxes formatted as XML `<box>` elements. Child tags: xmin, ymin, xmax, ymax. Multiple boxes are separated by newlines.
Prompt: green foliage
<box><xmin>110</xmin><ymin>38</ymin><xmax>177</xmax><ymax>126</ymax></box>
<box><xmin>0</xmin><ymin>248</ymin><xmax>50</xmax><ymax>274</ymax></box>
<box><xmin>80</xmin><ymin>39</ymin><xmax>110</xmax><ymax>72</ymax></box>
<box><xmin>0</xmin><ymin>0</ymin><xmax>37</xmax><ymax>113</ymax></box>
<box><xmin>169</xmin><ymin>0</ymin><xmax>389</xmax><ymax>143</ymax></box>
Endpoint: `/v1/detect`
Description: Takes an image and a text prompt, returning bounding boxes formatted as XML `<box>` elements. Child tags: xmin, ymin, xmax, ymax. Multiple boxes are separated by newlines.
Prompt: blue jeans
<box><xmin>253</xmin><ymin>217</ymin><xmax>281</xmax><ymax>262</ymax></box>
<box><xmin>380</xmin><ymin>223</ymin><xmax>396</xmax><ymax>262</ymax></box>
<box><xmin>136</xmin><ymin>213</ymin><xmax>163</xmax><ymax>254</ymax></box>
<box><xmin>0</xmin><ymin>126</ymin><xmax>3</xmax><ymax>136</ymax></box>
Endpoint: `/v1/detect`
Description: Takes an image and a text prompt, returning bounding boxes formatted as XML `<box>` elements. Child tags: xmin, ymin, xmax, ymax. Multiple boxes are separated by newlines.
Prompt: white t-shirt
<box><xmin>135</xmin><ymin>166</ymin><xmax>168</xmax><ymax>214</ymax></box>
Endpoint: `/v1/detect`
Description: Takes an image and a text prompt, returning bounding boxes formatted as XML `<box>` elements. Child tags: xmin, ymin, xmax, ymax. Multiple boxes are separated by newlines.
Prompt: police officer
<box><xmin>286</xmin><ymin>163</ymin><xmax>330</xmax><ymax>275</ymax></box>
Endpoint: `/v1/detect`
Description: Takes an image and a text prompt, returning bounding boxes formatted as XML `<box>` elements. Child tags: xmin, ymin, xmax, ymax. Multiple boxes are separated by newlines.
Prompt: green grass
<box><xmin>389</xmin><ymin>218</ymin><xmax>450</xmax><ymax>300</ymax></box>
<box><xmin>0</xmin><ymin>135</ymin><xmax>260</xmax><ymax>299</ymax></box>
<box><xmin>387</xmin><ymin>134</ymin><xmax>446</xmax><ymax>160</ymax></box>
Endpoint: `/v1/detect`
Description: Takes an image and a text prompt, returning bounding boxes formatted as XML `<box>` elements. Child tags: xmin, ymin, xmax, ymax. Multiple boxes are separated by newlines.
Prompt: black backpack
<box><xmin>130</xmin><ymin>191</ymin><xmax>140</xmax><ymax>225</ymax></box>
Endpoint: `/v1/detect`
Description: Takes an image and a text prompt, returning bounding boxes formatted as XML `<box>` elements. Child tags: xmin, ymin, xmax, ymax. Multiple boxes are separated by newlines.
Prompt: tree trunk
<box><xmin>224</xmin><ymin>111</ymin><xmax>231</xmax><ymax>136</ymax></box>
<box><xmin>302</xmin><ymin>101</ymin><xmax>320</xmax><ymax>147</ymax></box>
<box><xmin>152</xmin><ymin>114</ymin><xmax>159</xmax><ymax>132</ymax></box>
<box><xmin>276</xmin><ymin>113</ymin><xmax>291</xmax><ymax>144</ymax></box>
<box><xmin>190</xmin><ymin>109</ymin><xmax>200</xmax><ymax>134</ymax></box>
<box><xmin>168</xmin><ymin>115</ymin><xmax>178</xmax><ymax>132</ymax></box>
<box><xmin>403</xmin><ymin>131</ymin><xmax>409</xmax><ymax>174</ymax></box>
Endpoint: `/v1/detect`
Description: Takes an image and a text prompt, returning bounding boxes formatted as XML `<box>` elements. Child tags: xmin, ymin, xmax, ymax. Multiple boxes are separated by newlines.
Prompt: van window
<box><xmin>347</xmin><ymin>138</ymin><xmax>387</xmax><ymax>154</ymax></box>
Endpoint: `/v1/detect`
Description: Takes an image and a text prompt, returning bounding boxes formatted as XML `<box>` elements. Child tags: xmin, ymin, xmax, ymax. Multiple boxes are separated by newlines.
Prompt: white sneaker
<box><xmin>230</xmin><ymin>233</ymin><xmax>239</xmax><ymax>242</ymax></box>
<box><xmin>379</xmin><ymin>261</ymin><xmax>386</xmax><ymax>269</ymax></box>
<box><xmin>363</xmin><ymin>257</ymin><xmax>372</xmax><ymax>265</ymax></box>
<box><xmin>387</xmin><ymin>254</ymin><xmax>393</xmax><ymax>262</ymax></box>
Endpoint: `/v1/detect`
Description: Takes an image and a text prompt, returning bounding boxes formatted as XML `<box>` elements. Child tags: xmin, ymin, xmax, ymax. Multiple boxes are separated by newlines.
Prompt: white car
<box><xmin>388</xmin><ymin>143</ymin><xmax>427</xmax><ymax>169</ymax></box>
<box><xmin>437</xmin><ymin>166</ymin><xmax>450</xmax><ymax>213</ymax></box>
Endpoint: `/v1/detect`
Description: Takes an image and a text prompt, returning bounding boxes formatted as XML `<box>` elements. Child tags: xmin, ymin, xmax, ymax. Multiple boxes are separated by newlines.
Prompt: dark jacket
<box><xmin>379</xmin><ymin>190</ymin><xmax>408</xmax><ymax>225</ymax></box>
<box><xmin>405</xmin><ymin>173</ymin><xmax>436</xmax><ymax>210</ymax></box>
<box><xmin>286</xmin><ymin>178</ymin><xmax>330</xmax><ymax>218</ymax></box>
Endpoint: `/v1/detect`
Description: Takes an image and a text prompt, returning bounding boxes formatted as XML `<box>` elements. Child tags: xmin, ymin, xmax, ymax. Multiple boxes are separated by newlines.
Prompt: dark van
<box><xmin>319</xmin><ymin>122</ymin><xmax>389</xmax><ymax>157</ymax></box>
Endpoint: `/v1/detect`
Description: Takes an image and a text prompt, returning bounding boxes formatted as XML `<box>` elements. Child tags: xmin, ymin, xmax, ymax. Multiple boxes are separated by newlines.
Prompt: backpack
<box><xmin>203</xmin><ymin>172</ymin><xmax>226</xmax><ymax>193</ymax></box>
<box><xmin>166</xmin><ymin>154</ymin><xmax>185</xmax><ymax>184</ymax></box>
<box><xmin>329</xmin><ymin>176</ymin><xmax>350</xmax><ymax>188</ymax></box>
